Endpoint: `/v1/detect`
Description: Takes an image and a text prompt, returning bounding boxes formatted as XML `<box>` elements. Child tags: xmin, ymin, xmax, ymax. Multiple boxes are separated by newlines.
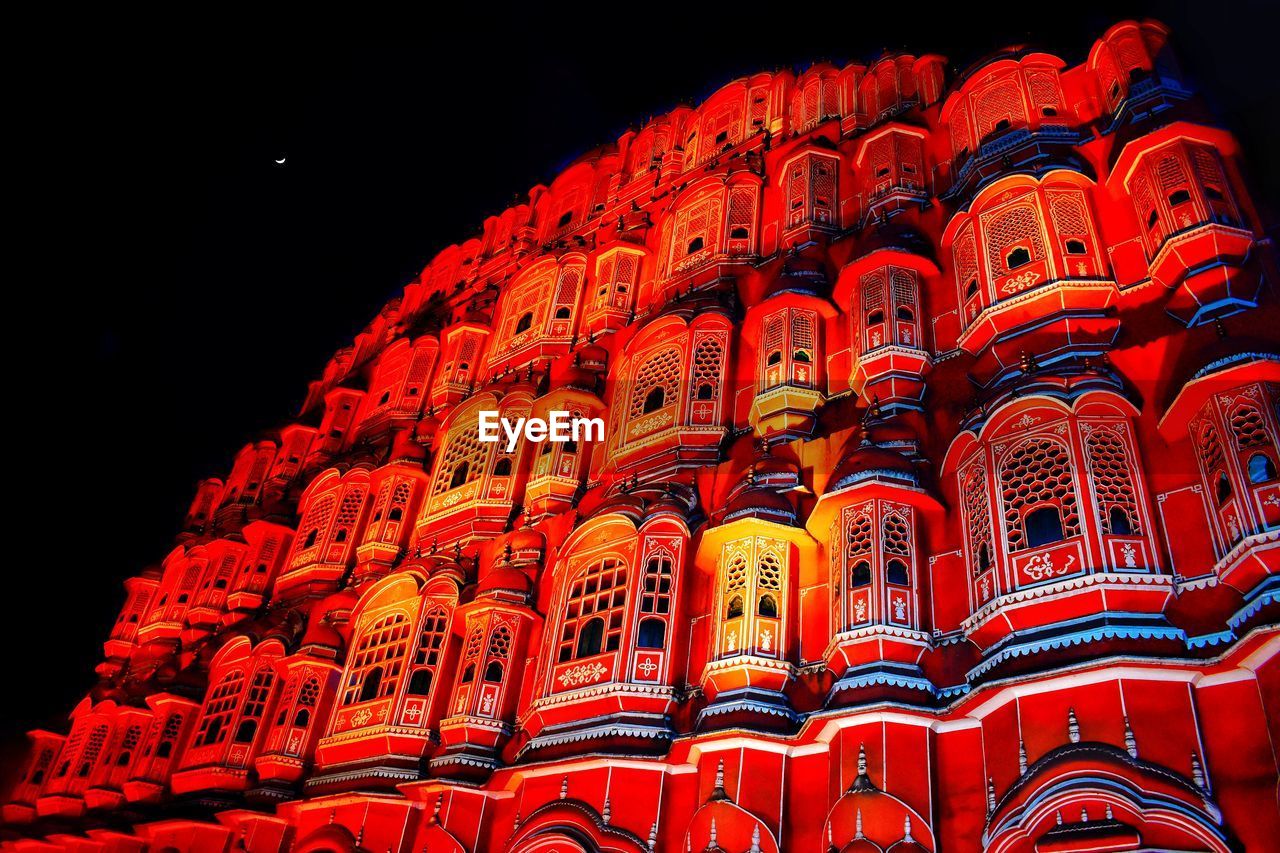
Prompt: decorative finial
<box><xmin>709</xmin><ymin>818</ymin><xmax>718</xmax><ymax>846</ymax></box>
<box><xmin>1123</xmin><ymin>716</ymin><xmax>1137</xmax><ymax>759</ymax></box>
<box><xmin>855</xmin><ymin>808</ymin><xmax>864</xmax><ymax>838</ymax></box>
<box><xmin>602</xmin><ymin>797</ymin><xmax>611</xmax><ymax>824</ymax></box>
<box><xmin>1055</xmin><ymin>809</ymin><xmax>1064</xmax><ymax>826</ymax></box>
<box><xmin>1191</xmin><ymin>752</ymin><xmax>1209</xmax><ymax>792</ymax></box>
<box><xmin>903</xmin><ymin>814</ymin><xmax>913</xmax><ymax>842</ymax></box>
<box><xmin>710</xmin><ymin>758</ymin><xmax>730</xmax><ymax>801</ymax></box>
<box><xmin>1018</xmin><ymin>739</ymin><xmax>1028</xmax><ymax>775</ymax></box>
<box><xmin>1080</xmin><ymin>806</ymin><xmax>1088</xmax><ymax>822</ymax></box>
<box><xmin>858</xmin><ymin>742</ymin><xmax>868</xmax><ymax>775</ymax></box>
<box><xmin>1068</xmin><ymin>707</ymin><xmax>1080</xmax><ymax>743</ymax></box>
<box><xmin>749</xmin><ymin>824</ymin><xmax>761</xmax><ymax>853</ymax></box>
<box><xmin>648</xmin><ymin>822</ymin><xmax>658</xmax><ymax>851</ymax></box>
<box><xmin>1105</xmin><ymin>804</ymin><xmax>1114</xmax><ymax>820</ymax></box>
<box><xmin>560</xmin><ymin>776</ymin><xmax>569</xmax><ymax>799</ymax></box>
<box><xmin>986</xmin><ymin>777</ymin><xmax>997</xmax><ymax>814</ymax></box>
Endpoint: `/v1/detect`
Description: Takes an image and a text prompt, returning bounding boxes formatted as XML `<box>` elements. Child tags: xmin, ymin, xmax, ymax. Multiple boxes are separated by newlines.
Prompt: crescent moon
<box><xmin>274</xmin><ymin>157</ymin><xmax>286</xmax><ymax>165</ymax></box>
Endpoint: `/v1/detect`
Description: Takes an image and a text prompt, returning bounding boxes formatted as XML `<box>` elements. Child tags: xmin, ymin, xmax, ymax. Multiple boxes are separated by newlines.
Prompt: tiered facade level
<box><xmin>6</xmin><ymin>19</ymin><xmax>1280</xmax><ymax>852</ymax></box>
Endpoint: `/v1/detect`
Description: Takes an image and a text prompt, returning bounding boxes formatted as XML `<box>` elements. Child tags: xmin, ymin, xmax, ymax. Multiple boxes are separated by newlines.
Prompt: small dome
<box><xmin>414</xmin><ymin>412</ymin><xmax>442</xmax><ymax>444</ymax></box>
<box><xmin>509</xmin><ymin>523</ymin><xmax>545</xmax><ymax>554</ymax></box>
<box><xmin>301</xmin><ymin>620</ymin><xmax>343</xmax><ymax>651</ymax></box>
<box><xmin>477</xmin><ymin>566</ymin><xmax>533</xmax><ymax>596</ymax></box>
<box><xmin>577</xmin><ymin>342</ymin><xmax>609</xmax><ymax>370</ymax></box>
<box><xmin>828</xmin><ymin>443</ymin><xmax>918</xmax><ymax>492</ymax></box>
<box><xmin>724</xmin><ymin>484</ymin><xmax>797</xmax><ymax>525</ymax></box>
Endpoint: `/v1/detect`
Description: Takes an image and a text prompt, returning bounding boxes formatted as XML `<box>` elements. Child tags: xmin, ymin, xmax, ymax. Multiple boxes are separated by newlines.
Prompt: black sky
<box><xmin>7</xmin><ymin>2</ymin><xmax>1279</xmax><ymax>753</ymax></box>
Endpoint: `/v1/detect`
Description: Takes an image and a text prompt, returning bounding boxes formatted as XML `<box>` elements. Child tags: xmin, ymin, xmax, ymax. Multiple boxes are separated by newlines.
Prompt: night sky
<box><xmin>8</xmin><ymin>3</ymin><xmax>1278</xmax><ymax>755</ymax></box>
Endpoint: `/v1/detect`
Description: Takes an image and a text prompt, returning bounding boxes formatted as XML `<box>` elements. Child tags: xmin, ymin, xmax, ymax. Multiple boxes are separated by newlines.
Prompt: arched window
<box><xmin>886</xmin><ymin>559</ymin><xmax>909</xmax><ymax>586</ymax></box>
<box><xmin>1249</xmin><ymin>453</ymin><xmax>1277</xmax><ymax>484</ymax></box>
<box><xmin>850</xmin><ymin>561</ymin><xmax>872</xmax><ymax>587</ymax></box>
<box><xmin>643</xmin><ymin>387</ymin><xmax>666</xmax><ymax>413</ymax></box>
<box><xmin>434</xmin><ymin>422</ymin><xmax>485</xmax><ymax>495</ymax></box>
<box><xmin>1217</xmin><ymin>471</ymin><xmax>1233</xmax><ymax>505</ymax></box>
<box><xmin>726</xmin><ymin>595</ymin><xmax>744</xmax><ymax>618</ymax></box>
<box><xmin>342</xmin><ymin>612</ymin><xmax>411</xmax><ymax>705</ymax></box>
<box><xmin>758</xmin><ymin>594</ymin><xmax>778</xmax><ymax>617</ymax></box>
<box><xmin>640</xmin><ymin>555</ymin><xmax>673</xmax><ymax>615</ymax></box>
<box><xmin>236</xmin><ymin>667</ymin><xmax>275</xmax><ymax>746</ymax></box>
<box><xmin>691</xmin><ymin>336</ymin><xmax>725</xmax><ymax>404</ymax></box>
<box><xmin>1109</xmin><ymin>506</ymin><xmax>1134</xmax><ymax>536</ymax></box>
<box><xmin>195</xmin><ymin>671</ymin><xmax>244</xmax><ymax>747</ymax></box>
<box><xmin>515</xmin><ymin>312</ymin><xmax>534</xmax><ymax>334</ymax></box>
<box><xmin>1025</xmin><ymin>506</ymin><xmax>1065</xmax><ymax>548</ymax></box>
<box><xmin>557</xmin><ymin>557</ymin><xmax>628</xmax><ymax>663</ymax></box>
<box><xmin>493</xmin><ymin>457</ymin><xmax>513</xmax><ymax>476</ymax></box>
<box><xmin>1086</xmin><ymin>428</ymin><xmax>1143</xmax><ymax>536</ymax></box>
<box><xmin>637</xmin><ymin>617</ymin><xmax>666</xmax><ymax>649</ymax></box>
<box><xmin>407</xmin><ymin>605</ymin><xmax>449</xmax><ymax>696</ymax></box>
<box><xmin>1006</xmin><ymin>246</ymin><xmax>1032</xmax><ymax>268</ymax></box>
<box><xmin>1001</xmin><ymin>437</ymin><xmax>1080</xmax><ymax>550</ymax></box>
<box><xmin>407</xmin><ymin>669</ymin><xmax>432</xmax><ymax>696</ymax></box>
<box><xmin>484</xmin><ymin>661</ymin><xmax>504</xmax><ymax>683</ymax></box>
<box><xmin>358</xmin><ymin>667</ymin><xmax>383</xmax><ymax>702</ymax></box>
<box><xmin>629</xmin><ymin>347</ymin><xmax>681</xmax><ymax>421</ymax></box>
<box><xmin>293</xmin><ymin>708</ymin><xmax>311</xmax><ymax>728</ymax></box>
<box><xmin>575</xmin><ymin>617</ymin><xmax>605</xmax><ymax>658</ymax></box>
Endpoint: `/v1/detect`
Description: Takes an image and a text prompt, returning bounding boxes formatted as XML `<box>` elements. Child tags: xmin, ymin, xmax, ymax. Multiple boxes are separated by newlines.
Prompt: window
<box><xmin>576</xmin><ymin>617</ymin><xmax>605</xmax><ymax>657</ymax></box>
<box><xmin>1086</xmin><ymin>428</ymin><xmax>1143</xmax><ymax>536</ymax></box>
<box><xmin>640</xmin><ymin>555</ymin><xmax>673</xmax><ymax>615</ymax></box>
<box><xmin>851</xmin><ymin>561</ymin><xmax>871</xmax><ymax>587</ymax></box>
<box><xmin>449</xmin><ymin>463</ymin><xmax>470</xmax><ymax>489</ymax></box>
<box><xmin>493</xmin><ymin>457</ymin><xmax>513</xmax><ymax>476</ymax></box>
<box><xmin>1217</xmin><ymin>472</ymin><xmax>1233</xmax><ymax>505</ymax></box>
<box><xmin>235</xmin><ymin>667</ymin><xmax>275</xmax><ymax>744</ymax></box>
<box><xmin>1001</xmin><ymin>437</ymin><xmax>1081</xmax><ymax>551</ymax></box>
<box><xmin>342</xmin><ymin>612</ymin><xmax>411</xmax><ymax>705</ymax></box>
<box><xmin>1006</xmin><ymin>246</ymin><xmax>1032</xmax><ymax>268</ymax></box>
<box><xmin>643</xmin><ymin>387</ymin><xmax>666</xmax><ymax>413</ymax></box>
<box><xmin>687</xmin><ymin>236</ymin><xmax>705</xmax><ymax>254</ymax></box>
<box><xmin>407</xmin><ymin>605</ymin><xmax>449</xmax><ymax>696</ymax></box>
<box><xmin>886</xmin><ymin>559</ymin><xmax>909</xmax><ymax>586</ymax></box>
<box><xmin>726</xmin><ymin>594</ymin><xmax>744</xmax><ymax>618</ymax></box>
<box><xmin>433</xmin><ymin>423</ymin><xmax>485</xmax><ymax>495</ymax></box>
<box><xmin>484</xmin><ymin>661</ymin><xmax>504</xmax><ymax>683</ymax></box>
<box><xmin>758</xmin><ymin>594</ymin><xmax>778</xmax><ymax>617</ymax></box>
<box><xmin>408</xmin><ymin>669</ymin><xmax>432</xmax><ymax>696</ymax></box>
<box><xmin>1025</xmin><ymin>506</ymin><xmax>1065</xmax><ymax>548</ymax></box>
<box><xmin>195</xmin><ymin>671</ymin><xmax>244</xmax><ymax>746</ymax></box>
<box><xmin>1109</xmin><ymin>506</ymin><xmax>1134</xmax><ymax>536</ymax></box>
<box><xmin>1065</xmin><ymin>239</ymin><xmax>1087</xmax><ymax>254</ymax></box>
<box><xmin>637</xmin><ymin>617</ymin><xmax>666</xmax><ymax>649</ymax></box>
<box><xmin>1249</xmin><ymin>453</ymin><xmax>1277</xmax><ymax>484</ymax></box>
<box><xmin>557</xmin><ymin>557</ymin><xmax>628</xmax><ymax>663</ymax></box>
<box><xmin>358</xmin><ymin>667</ymin><xmax>383</xmax><ymax>702</ymax></box>
<box><xmin>628</xmin><ymin>347</ymin><xmax>681</xmax><ymax>421</ymax></box>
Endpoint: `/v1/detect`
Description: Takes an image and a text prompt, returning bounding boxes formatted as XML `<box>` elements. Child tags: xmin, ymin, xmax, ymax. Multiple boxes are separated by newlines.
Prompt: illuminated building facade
<box><xmin>5</xmin><ymin>18</ymin><xmax>1280</xmax><ymax>852</ymax></box>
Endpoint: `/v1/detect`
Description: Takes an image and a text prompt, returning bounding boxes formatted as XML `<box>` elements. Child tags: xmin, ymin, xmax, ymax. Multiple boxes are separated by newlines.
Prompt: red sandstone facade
<box><xmin>4</xmin><ymin>19</ymin><xmax>1280</xmax><ymax>852</ymax></box>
